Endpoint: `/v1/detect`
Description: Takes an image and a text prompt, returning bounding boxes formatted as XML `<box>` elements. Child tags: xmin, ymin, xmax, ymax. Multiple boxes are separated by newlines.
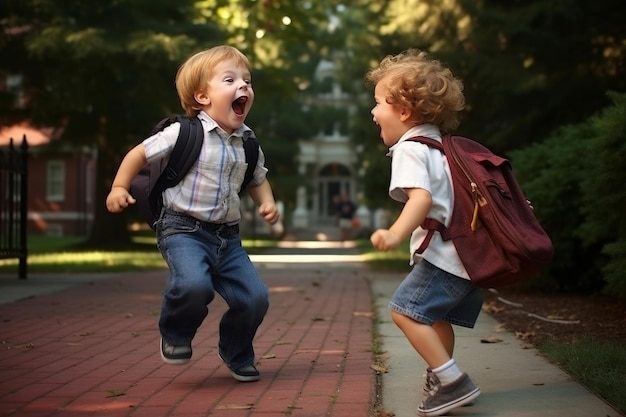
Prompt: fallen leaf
<box><xmin>215</xmin><ymin>403</ymin><xmax>253</xmax><ymax>410</ymax></box>
<box><xmin>515</xmin><ymin>331</ymin><xmax>536</xmax><ymax>341</ymax></box>
<box><xmin>482</xmin><ymin>302</ymin><xmax>505</xmax><ymax>314</ymax></box>
<box><xmin>480</xmin><ymin>337</ymin><xmax>503</xmax><ymax>344</ymax></box>
<box><xmin>106</xmin><ymin>389</ymin><xmax>126</xmax><ymax>398</ymax></box>
<box><xmin>493</xmin><ymin>323</ymin><xmax>508</xmax><ymax>333</ymax></box>
<box><xmin>370</xmin><ymin>363</ymin><xmax>388</xmax><ymax>373</ymax></box>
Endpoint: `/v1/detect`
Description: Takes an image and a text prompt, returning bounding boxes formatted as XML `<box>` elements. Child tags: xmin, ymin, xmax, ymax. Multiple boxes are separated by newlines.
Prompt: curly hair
<box><xmin>175</xmin><ymin>45</ymin><xmax>251</xmax><ymax>117</ymax></box>
<box><xmin>365</xmin><ymin>49</ymin><xmax>465</xmax><ymax>132</ymax></box>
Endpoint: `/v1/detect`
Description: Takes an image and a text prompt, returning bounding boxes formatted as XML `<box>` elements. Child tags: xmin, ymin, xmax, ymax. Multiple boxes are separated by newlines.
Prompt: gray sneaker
<box><xmin>417</xmin><ymin>373</ymin><xmax>480</xmax><ymax>416</ymax></box>
<box><xmin>423</xmin><ymin>368</ymin><xmax>475</xmax><ymax>406</ymax></box>
<box><xmin>160</xmin><ymin>338</ymin><xmax>192</xmax><ymax>365</ymax></box>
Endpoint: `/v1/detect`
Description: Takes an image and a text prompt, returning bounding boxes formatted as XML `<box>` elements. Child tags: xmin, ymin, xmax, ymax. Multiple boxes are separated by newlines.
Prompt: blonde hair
<box><xmin>366</xmin><ymin>49</ymin><xmax>465</xmax><ymax>132</ymax></box>
<box><xmin>175</xmin><ymin>45</ymin><xmax>251</xmax><ymax>117</ymax></box>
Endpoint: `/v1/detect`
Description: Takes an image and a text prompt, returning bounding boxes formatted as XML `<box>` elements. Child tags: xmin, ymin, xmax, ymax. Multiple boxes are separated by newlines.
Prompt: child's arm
<box><xmin>371</xmin><ymin>188</ymin><xmax>432</xmax><ymax>251</ymax></box>
<box><xmin>247</xmin><ymin>179</ymin><xmax>280</xmax><ymax>225</ymax></box>
<box><xmin>105</xmin><ymin>144</ymin><xmax>147</xmax><ymax>213</ymax></box>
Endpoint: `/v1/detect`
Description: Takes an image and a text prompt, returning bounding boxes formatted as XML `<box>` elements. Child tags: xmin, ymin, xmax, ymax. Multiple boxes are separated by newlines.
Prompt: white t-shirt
<box><xmin>387</xmin><ymin>124</ymin><xmax>469</xmax><ymax>279</ymax></box>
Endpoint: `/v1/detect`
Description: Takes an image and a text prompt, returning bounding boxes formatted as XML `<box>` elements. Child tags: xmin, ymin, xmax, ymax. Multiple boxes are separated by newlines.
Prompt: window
<box><xmin>46</xmin><ymin>224</ymin><xmax>64</xmax><ymax>237</ymax></box>
<box><xmin>7</xmin><ymin>74</ymin><xmax>25</xmax><ymax>108</ymax></box>
<box><xmin>47</xmin><ymin>161</ymin><xmax>65</xmax><ymax>202</ymax></box>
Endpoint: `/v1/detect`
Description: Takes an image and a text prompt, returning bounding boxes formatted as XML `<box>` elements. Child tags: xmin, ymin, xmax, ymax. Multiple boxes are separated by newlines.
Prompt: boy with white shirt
<box><xmin>106</xmin><ymin>45</ymin><xmax>279</xmax><ymax>382</ymax></box>
<box><xmin>366</xmin><ymin>49</ymin><xmax>483</xmax><ymax>416</ymax></box>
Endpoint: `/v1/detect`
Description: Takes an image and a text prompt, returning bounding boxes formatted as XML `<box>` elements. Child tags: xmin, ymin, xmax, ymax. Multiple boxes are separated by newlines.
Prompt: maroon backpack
<box><xmin>406</xmin><ymin>136</ymin><xmax>554</xmax><ymax>288</ymax></box>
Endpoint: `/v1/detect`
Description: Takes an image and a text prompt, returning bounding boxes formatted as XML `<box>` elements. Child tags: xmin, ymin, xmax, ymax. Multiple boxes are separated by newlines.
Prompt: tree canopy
<box><xmin>0</xmin><ymin>0</ymin><xmax>345</xmax><ymax>245</ymax></box>
<box><xmin>2</xmin><ymin>0</ymin><xmax>626</xmax><ymax>294</ymax></box>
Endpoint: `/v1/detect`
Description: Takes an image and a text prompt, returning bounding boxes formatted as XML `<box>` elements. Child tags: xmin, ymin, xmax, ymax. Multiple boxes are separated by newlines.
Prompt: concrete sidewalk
<box><xmin>0</xmin><ymin>240</ymin><xmax>623</xmax><ymax>417</ymax></box>
<box><xmin>372</xmin><ymin>276</ymin><xmax>623</xmax><ymax>417</ymax></box>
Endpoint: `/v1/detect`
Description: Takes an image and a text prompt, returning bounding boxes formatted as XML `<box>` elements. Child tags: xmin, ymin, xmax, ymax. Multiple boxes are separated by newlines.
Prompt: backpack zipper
<box><xmin>470</xmin><ymin>182</ymin><xmax>480</xmax><ymax>231</ymax></box>
<box><xmin>448</xmin><ymin>143</ymin><xmax>483</xmax><ymax>232</ymax></box>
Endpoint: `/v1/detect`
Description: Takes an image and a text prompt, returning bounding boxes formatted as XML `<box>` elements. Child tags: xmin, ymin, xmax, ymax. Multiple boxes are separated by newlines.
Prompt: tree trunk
<box><xmin>84</xmin><ymin>119</ymin><xmax>133</xmax><ymax>248</ymax></box>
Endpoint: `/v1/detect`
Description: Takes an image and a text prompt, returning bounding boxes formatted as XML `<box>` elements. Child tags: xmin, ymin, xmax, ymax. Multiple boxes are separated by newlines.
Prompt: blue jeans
<box><xmin>155</xmin><ymin>209</ymin><xmax>269</xmax><ymax>369</ymax></box>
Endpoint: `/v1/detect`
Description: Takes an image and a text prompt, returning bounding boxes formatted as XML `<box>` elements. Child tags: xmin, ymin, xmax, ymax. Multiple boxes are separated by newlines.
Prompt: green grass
<box><xmin>0</xmin><ymin>235</ymin><xmax>162</xmax><ymax>273</ymax></box>
<box><xmin>540</xmin><ymin>339</ymin><xmax>626</xmax><ymax>414</ymax></box>
<box><xmin>1</xmin><ymin>251</ymin><xmax>168</xmax><ymax>273</ymax></box>
<box><xmin>1</xmin><ymin>236</ymin><xmax>409</xmax><ymax>273</ymax></box>
<box><xmin>25</xmin><ymin>235</ymin><xmax>86</xmax><ymax>253</ymax></box>
<box><xmin>355</xmin><ymin>238</ymin><xmax>412</xmax><ymax>271</ymax></box>
<box><xmin>0</xmin><ymin>234</ymin><xmax>277</xmax><ymax>273</ymax></box>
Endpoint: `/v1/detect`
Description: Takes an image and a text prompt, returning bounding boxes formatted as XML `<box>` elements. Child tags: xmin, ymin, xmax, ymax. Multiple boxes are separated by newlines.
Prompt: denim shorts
<box><xmin>389</xmin><ymin>260</ymin><xmax>484</xmax><ymax>328</ymax></box>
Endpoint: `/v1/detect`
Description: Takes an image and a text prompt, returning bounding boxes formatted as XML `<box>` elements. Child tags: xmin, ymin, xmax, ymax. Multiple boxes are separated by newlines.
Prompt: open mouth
<box><xmin>232</xmin><ymin>96</ymin><xmax>248</xmax><ymax>116</ymax></box>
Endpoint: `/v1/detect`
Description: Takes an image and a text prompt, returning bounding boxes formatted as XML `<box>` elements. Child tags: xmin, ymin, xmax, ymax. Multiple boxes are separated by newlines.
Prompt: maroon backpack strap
<box><xmin>415</xmin><ymin>218</ymin><xmax>449</xmax><ymax>254</ymax></box>
<box><xmin>406</xmin><ymin>136</ymin><xmax>445</xmax><ymax>153</ymax></box>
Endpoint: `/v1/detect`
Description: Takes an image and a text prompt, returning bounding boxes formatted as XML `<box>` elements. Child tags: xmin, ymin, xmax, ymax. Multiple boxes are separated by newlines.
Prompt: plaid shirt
<box><xmin>143</xmin><ymin>111</ymin><xmax>267</xmax><ymax>224</ymax></box>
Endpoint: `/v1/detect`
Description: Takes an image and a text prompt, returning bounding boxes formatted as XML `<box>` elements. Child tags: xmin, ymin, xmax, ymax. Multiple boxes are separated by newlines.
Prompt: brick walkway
<box><xmin>0</xmin><ymin>267</ymin><xmax>375</xmax><ymax>417</ymax></box>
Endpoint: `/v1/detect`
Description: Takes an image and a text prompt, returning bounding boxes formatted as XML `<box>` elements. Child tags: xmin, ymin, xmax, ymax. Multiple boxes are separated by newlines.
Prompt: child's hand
<box><xmin>370</xmin><ymin>229</ymin><xmax>401</xmax><ymax>251</ymax></box>
<box><xmin>106</xmin><ymin>187</ymin><xmax>136</xmax><ymax>213</ymax></box>
<box><xmin>258</xmin><ymin>203</ymin><xmax>280</xmax><ymax>225</ymax></box>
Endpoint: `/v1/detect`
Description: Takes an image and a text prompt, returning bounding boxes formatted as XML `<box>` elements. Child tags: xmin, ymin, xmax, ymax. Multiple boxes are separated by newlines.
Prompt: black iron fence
<box><xmin>0</xmin><ymin>136</ymin><xmax>28</xmax><ymax>278</ymax></box>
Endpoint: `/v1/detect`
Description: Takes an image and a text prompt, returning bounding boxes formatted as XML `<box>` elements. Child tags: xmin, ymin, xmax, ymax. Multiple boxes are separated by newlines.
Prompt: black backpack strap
<box><xmin>240</xmin><ymin>132</ymin><xmax>259</xmax><ymax>192</ymax></box>
<box><xmin>149</xmin><ymin>116</ymin><xmax>204</xmax><ymax>203</ymax></box>
<box><xmin>149</xmin><ymin>116</ymin><xmax>176</xmax><ymax>136</ymax></box>
<box><xmin>161</xmin><ymin>116</ymin><xmax>203</xmax><ymax>187</ymax></box>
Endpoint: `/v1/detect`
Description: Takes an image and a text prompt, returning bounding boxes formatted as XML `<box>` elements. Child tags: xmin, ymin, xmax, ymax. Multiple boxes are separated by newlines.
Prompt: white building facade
<box><xmin>292</xmin><ymin>59</ymin><xmax>370</xmax><ymax>229</ymax></box>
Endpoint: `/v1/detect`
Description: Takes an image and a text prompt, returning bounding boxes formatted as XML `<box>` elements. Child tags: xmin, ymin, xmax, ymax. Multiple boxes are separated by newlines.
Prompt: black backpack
<box><xmin>130</xmin><ymin>115</ymin><xmax>259</xmax><ymax>230</ymax></box>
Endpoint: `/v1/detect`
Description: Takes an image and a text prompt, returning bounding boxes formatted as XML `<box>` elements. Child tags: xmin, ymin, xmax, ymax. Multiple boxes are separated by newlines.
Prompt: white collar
<box><xmin>197</xmin><ymin>111</ymin><xmax>252</xmax><ymax>139</ymax></box>
<box><xmin>387</xmin><ymin>124</ymin><xmax>442</xmax><ymax>156</ymax></box>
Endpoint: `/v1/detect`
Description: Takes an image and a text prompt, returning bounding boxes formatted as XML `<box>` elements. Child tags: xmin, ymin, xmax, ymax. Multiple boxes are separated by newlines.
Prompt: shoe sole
<box><xmin>418</xmin><ymin>387</ymin><xmax>481</xmax><ymax>417</ymax></box>
<box><xmin>230</xmin><ymin>371</ymin><xmax>260</xmax><ymax>382</ymax></box>
<box><xmin>160</xmin><ymin>339</ymin><xmax>191</xmax><ymax>365</ymax></box>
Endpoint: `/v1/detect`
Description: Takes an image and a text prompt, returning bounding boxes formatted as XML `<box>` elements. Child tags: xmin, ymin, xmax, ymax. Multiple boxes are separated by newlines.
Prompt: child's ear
<box><xmin>399</xmin><ymin>107</ymin><xmax>412</xmax><ymax>122</ymax></box>
<box><xmin>194</xmin><ymin>90</ymin><xmax>210</xmax><ymax>105</ymax></box>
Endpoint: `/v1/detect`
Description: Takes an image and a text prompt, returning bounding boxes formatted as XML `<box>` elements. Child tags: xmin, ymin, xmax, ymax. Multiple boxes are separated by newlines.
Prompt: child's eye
<box><xmin>224</xmin><ymin>77</ymin><xmax>234</xmax><ymax>83</ymax></box>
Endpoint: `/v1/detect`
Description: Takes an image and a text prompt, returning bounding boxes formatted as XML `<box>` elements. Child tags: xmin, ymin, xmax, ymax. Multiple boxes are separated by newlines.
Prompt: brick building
<box><xmin>0</xmin><ymin>123</ymin><xmax>96</xmax><ymax>236</ymax></box>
